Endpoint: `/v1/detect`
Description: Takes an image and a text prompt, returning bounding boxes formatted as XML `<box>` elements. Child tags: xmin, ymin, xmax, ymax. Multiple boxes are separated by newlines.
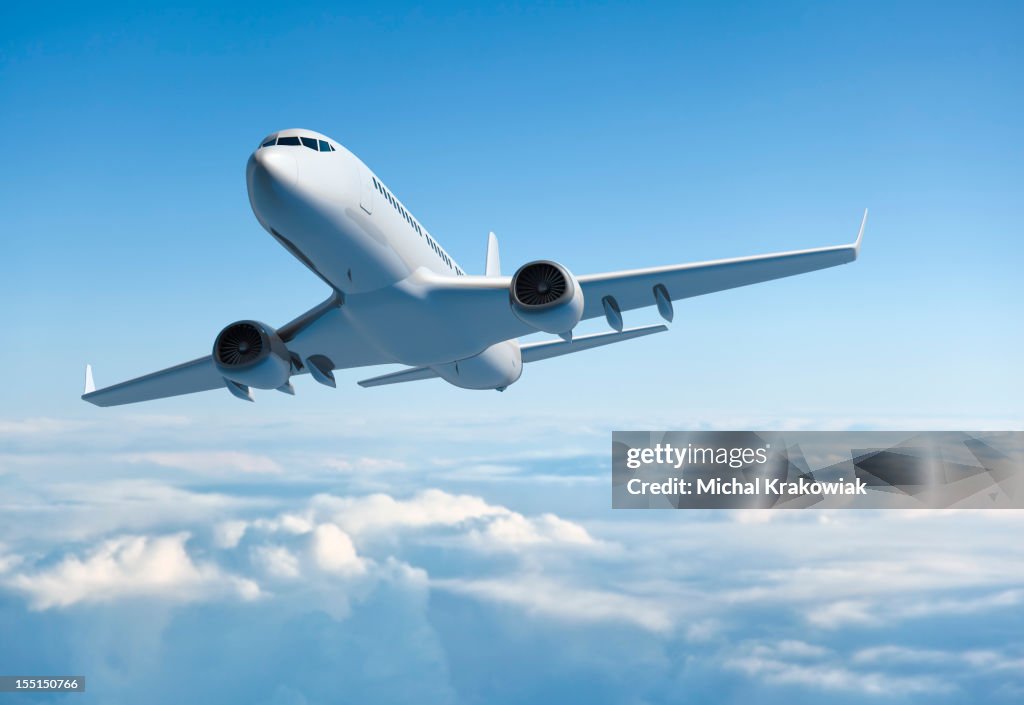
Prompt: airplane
<box><xmin>82</xmin><ymin>128</ymin><xmax>867</xmax><ymax>406</ymax></box>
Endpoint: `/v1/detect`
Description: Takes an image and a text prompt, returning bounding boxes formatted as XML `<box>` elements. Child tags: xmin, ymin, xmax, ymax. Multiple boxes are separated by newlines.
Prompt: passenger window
<box><xmin>277</xmin><ymin>136</ymin><xmax>300</xmax><ymax>146</ymax></box>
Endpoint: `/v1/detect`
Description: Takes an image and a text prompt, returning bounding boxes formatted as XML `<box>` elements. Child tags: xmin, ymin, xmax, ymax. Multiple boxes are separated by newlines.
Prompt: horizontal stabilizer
<box><xmin>520</xmin><ymin>324</ymin><xmax>667</xmax><ymax>363</ymax></box>
<box><xmin>358</xmin><ymin>365</ymin><xmax>439</xmax><ymax>388</ymax></box>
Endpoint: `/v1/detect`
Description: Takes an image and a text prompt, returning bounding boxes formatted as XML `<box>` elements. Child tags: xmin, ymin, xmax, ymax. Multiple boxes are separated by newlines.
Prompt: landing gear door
<box><xmin>357</xmin><ymin>162</ymin><xmax>374</xmax><ymax>215</ymax></box>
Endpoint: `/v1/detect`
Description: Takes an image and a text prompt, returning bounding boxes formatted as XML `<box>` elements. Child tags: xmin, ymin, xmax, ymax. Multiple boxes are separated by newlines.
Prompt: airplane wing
<box><xmin>408</xmin><ymin>210</ymin><xmax>867</xmax><ymax>344</ymax></box>
<box><xmin>82</xmin><ymin>294</ymin><xmax>390</xmax><ymax>407</ymax></box>
<box><xmin>575</xmin><ymin>209</ymin><xmax>867</xmax><ymax>321</ymax></box>
<box><xmin>81</xmin><ymin>356</ymin><xmax>225</xmax><ymax>407</ymax></box>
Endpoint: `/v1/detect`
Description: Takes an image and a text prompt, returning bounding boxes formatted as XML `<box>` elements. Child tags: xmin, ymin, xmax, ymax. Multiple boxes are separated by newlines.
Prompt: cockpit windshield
<box><xmin>260</xmin><ymin>135</ymin><xmax>335</xmax><ymax>152</ymax></box>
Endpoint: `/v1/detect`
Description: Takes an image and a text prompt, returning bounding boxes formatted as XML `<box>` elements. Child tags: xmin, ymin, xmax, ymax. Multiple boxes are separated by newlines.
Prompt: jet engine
<box><xmin>509</xmin><ymin>260</ymin><xmax>584</xmax><ymax>334</ymax></box>
<box><xmin>213</xmin><ymin>320</ymin><xmax>292</xmax><ymax>389</ymax></box>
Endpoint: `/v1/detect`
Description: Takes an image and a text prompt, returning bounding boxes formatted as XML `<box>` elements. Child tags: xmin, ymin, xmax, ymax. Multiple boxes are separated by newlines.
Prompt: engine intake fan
<box><xmin>213</xmin><ymin>320</ymin><xmax>292</xmax><ymax>390</ymax></box>
<box><xmin>215</xmin><ymin>322</ymin><xmax>266</xmax><ymax>367</ymax></box>
<box><xmin>509</xmin><ymin>260</ymin><xmax>584</xmax><ymax>334</ymax></box>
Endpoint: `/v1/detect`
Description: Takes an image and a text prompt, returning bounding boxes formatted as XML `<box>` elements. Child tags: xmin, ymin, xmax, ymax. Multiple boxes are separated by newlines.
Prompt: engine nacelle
<box><xmin>509</xmin><ymin>260</ymin><xmax>584</xmax><ymax>334</ymax></box>
<box><xmin>213</xmin><ymin>320</ymin><xmax>292</xmax><ymax>390</ymax></box>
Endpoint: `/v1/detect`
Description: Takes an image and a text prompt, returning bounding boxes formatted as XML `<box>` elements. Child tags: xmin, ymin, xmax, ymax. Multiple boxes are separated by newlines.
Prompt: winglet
<box><xmin>83</xmin><ymin>364</ymin><xmax>96</xmax><ymax>395</ymax></box>
<box><xmin>485</xmin><ymin>232</ymin><xmax>501</xmax><ymax>276</ymax></box>
<box><xmin>853</xmin><ymin>208</ymin><xmax>868</xmax><ymax>256</ymax></box>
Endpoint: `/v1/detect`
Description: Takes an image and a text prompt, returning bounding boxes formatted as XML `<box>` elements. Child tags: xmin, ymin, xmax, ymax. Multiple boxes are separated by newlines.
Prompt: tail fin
<box><xmin>485</xmin><ymin>232</ymin><xmax>501</xmax><ymax>276</ymax></box>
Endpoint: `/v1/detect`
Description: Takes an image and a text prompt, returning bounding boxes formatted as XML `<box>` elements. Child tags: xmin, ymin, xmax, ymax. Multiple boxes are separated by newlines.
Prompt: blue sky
<box><xmin>1</xmin><ymin>2</ymin><xmax>1022</xmax><ymax>703</ymax></box>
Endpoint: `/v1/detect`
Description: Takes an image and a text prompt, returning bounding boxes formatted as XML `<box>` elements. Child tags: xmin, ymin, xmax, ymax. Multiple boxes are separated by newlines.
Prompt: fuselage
<box><xmin>246</xmin><ymin>128</ymin><xmax>522</xmax><ymax>390</ymax></box>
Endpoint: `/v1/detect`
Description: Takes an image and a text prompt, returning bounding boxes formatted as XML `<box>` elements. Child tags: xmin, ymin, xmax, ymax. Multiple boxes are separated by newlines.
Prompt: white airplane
<box><xmin>82</xmin><ymin>128</ymin><xmax>867</xmax><ymax>406</ymax></box>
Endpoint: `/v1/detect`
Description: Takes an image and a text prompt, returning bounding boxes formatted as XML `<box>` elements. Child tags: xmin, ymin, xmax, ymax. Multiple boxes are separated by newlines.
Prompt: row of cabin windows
<box><xmin>371</xmin><ymin>176</ymin><xmax>464</xmax><ymax>275</ymax></box>
<box><xmin>261</xmin><ymin>135</ymin><xmax>336</xmax><ymax>152</ymax></box>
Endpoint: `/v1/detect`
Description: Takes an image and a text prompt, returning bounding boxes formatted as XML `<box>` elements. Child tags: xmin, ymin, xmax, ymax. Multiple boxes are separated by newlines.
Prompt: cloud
<box><xmin>0</xmin><ymin>417</ymin><xmax>92</xmax><ymax>436</ymax></box>
<box><xmin>322</xmin><ymin>456</ymin><xmax>409</xmax><ymax>473</ymax></box>
<box><xmin>8</xmin><ymin>533</ymin><xmax>260</xmax><ymax>609</ymax></box>
<box><xmin>121</xmin><ymin>451</ymin><xmax>281</xmax><ymax>474</ymax></box>
<box><xmin>312</xmin><ymin>489</ymin><xmax>510</xmax><ymax>535</ymax></box>
<box><xmin>0</xmin><ymin>547</ymin><xmax>21</xmax><ymax>574</ymax></box>
<box><xmin>252</xmin><ymin>513</ymin><xmax>315</xmax><ymax>536</ymax></box>
<box><xmin>806</xmin><ymin>600</ymin><xmax>878</xmax><ymax>628</ymax></box>
<box><xmin>251</xmin><ymin>544</ymin><xmax>301</xmax><ymax>579</ymax></box>
<box><xmin>806</xmin><ymin>590</ymin><xmax>1024</xmax><ymax>629</ymax></box>
<box><xmin>467</xmin><ymin>512</ymin><xmax>601</xmax><ymax>550</ymax></box>
<box><xmin>310</xmin><ymin>489</ymin><xmax>601</xmax><ymax>555</ymax></box>
<box><xmin>213</xmin><ymin>520</ymin><xmax>248</xmax><ymax>549</ymax></box>
<box><xmin>2</xmin><ymin>409</ymin><xmax>1024</xmax><ymax>703</ymax></box>
<box><xmin>310</xmin><ymin>524</ymin><xmax>365</xmax><ymax>575</ymax></box>
<box><xmin>750</xmin><ymin>640</ymin><xmax>831</xmax><ymax>659</ymax></box>
<box><xmin>0</xmin><ymin>479</ymin><xmax>269</xmax><ymax>544</ymax></box>
<box><xmin>853</xmin><ymin>645</ymin><xmax>1024</xmax><ymax>673</ymax></box>
<box><xmin>725</xmin><ymin>640</ymin><xmax>954</xmax><ymax>696</ymax></box>
<box><xmin>432</xmin><ymin>575</ymin><xmax>673</xmax><ymax>633</ymax></box>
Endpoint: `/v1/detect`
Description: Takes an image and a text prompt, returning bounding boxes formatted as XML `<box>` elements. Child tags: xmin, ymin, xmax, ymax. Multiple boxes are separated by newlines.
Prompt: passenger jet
<box><xmin>82</xmin><ymin>128</ymin><xmax>867</xmax><ymax>406</ymax></box>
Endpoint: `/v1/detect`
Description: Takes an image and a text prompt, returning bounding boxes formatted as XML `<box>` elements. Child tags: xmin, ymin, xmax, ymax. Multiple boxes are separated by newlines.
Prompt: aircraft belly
<box><xmin>433</xmin><ymin>340</ymin><xmax>523</xmax><ymax>390</ymax></box>
<box><xmin>343</xmin><ymin>284</ymin><xmax>498</xmax><ymax>366</ymax></box>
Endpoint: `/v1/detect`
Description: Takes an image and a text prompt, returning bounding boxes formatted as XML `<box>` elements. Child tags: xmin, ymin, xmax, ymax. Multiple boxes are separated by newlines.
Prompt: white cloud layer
<box><xmin>121</xmin><ymin>451</ymin><xmax>281</xmax><ymax>474</ymax></box>
<box><xmin>725</xmin><ymin>640</ymin><xmax>954</xmax><ymax>696</ymax></box>
<box><xmin>8</xmin><ymin>533</ymin><xmax>259</xmax><ymax>609</ymax></box>
<box><xmin>432</xmin><ymin>575</ymin><xmax>674</xmax><ymax>633</ymax></box>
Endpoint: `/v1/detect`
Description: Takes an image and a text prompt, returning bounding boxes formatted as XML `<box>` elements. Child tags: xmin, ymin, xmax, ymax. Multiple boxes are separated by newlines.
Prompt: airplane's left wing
<box><xmin>83</xmin><ymin>294</ymin><xmax>390</xmax><ymax>407</ymax></box>
<box><xmin>82</xmin><ymin>356</ymin><xmax>224</xmax><ymax>407</ymax></box>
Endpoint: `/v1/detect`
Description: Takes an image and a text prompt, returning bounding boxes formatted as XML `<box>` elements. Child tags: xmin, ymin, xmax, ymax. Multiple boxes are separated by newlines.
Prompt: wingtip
<box><xmin>83</xmin><ymin>364</ymin><xmax>96</xmax><ymax>395</ymax></box>
<box><xmin>485</xmin><ymin>231</ymin><xmax>501</xmax><ymax>276</ymax></box>
<box><xmin>853</xmin><ymin>208</ymin><xmax>868</xmax><ymax>254</ymax></box>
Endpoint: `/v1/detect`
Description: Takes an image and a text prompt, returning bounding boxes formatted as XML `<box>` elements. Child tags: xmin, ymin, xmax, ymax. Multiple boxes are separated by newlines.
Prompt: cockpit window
<box><xmin>259</xmin><ymin>135</ymin><xmax>335</xmax><ymax>151</ymax></box>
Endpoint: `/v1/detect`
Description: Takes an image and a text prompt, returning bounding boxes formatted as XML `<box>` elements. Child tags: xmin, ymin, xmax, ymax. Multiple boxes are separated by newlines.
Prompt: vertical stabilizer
<box><xmin>485</xmin><ymin>232</ymin><xmax>501</xmax><ymax>276</ymax></box>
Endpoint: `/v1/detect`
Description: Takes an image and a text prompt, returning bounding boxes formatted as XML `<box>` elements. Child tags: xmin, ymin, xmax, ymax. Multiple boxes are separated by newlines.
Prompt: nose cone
<box><xmin>252</xmin><ymin>148</ymin><xmax>298</xmax><ymax>187</ymax></box>
<box><xmin>247</xmin><ymin>148</ymin><xmax>301</xmax><ymax>229</ymax></box>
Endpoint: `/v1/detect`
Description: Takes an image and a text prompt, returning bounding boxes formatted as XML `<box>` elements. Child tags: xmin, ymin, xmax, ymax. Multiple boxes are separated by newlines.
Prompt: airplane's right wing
<box><xmin>575</xmin><ymin>209</ymin><xmax>867</xmax><ymax>322</ymax></box>
<box><xmin>396</xmin><ymin>210</ymin><xmax>867</xmax><ymax>347</ymax></box>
